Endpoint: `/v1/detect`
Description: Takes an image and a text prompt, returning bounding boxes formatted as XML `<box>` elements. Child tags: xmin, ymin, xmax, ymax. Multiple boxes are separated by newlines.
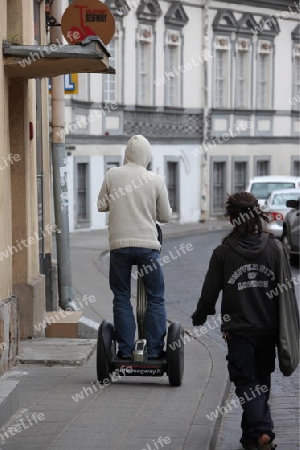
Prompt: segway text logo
<box><xmin>85</xmin><ymin>10</ymin><xmax>107</xmax><ymax>22</ymax></box>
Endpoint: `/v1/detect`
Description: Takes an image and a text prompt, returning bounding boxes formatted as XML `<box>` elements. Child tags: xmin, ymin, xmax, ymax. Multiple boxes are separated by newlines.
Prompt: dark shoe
<box><xmin>242</xmin><ymin>443</ymin><xmax>259</xmax><ymax>450</ymax></box>
<box><xmin>258</xmin><ymin>443</ymin><xmax>277</xmax><ymax>450</ymax></box>
<box><xmin>147</xmin><ymin>350</ymin><xmax>166</xmax><ymax>360</ymax></box>
<box><xmin>116</xmin><ymin>351</ymin><xmax>131</xmax><ymax>360</ymax></box>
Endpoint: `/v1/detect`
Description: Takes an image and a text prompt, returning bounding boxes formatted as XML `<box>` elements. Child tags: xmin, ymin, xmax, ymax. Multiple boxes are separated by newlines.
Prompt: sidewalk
<box><xmin>216</xmin><ymin>365</ymin><xmax>300</xmax><ymax>450</ymax></box>
<box><xmin>0</xmin><ymin>220</ymin><xmax>232</xmax><ymax>450</ymax></box>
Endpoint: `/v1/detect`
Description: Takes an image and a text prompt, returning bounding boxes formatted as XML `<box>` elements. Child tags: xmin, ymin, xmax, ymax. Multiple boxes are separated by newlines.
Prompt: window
<box><xmin>103</xmin><ymin>23</ymin><xmax>121</xmax><ymax>103</ymax></box>
<box><xmin>257</xmin><ymin>41</ymin><xmax>272</xmax><ymax>109</ymax></box>
<box><xmin>292</xmin><ymin>159</ymin><xmax>300</xmax><ymax>177</ymax></box>
<box><xmin>77</xmin><ymin>163</ymin><xmax>88</xmax><ymax>223</ymax></box>
<box><xmin>214</xmin><ymin>37</ymin><xmax>230</xmax><ymax>108</ymax></box>
<box><xmin>212</xmin><ymin>162</ymin><xmax>226</xmax><ymax>212</ymax></box>
<box><xmin>137</xmin><ymin>24</ymin><xmax>153</xmax><ymax>106</ymax></box>
<box><xmin>33</xmin><ymin>0</ymin><xmax>41</xmax><ymax>45</ymax></box>
<box><xmin>250</xmin><ymin>182</ymin><xmax>297</xmax><ymax>200</ymax></box>
<box><xmin>256</xmin><ymin>160</ymin><xmax>270</xmax><ymax>176</ymax></box>
<box><xmin>167</xmin><ymin>162</ymin><xmax>179</xmax><ymax>213</ymax></box>
<box><xmin>165</xmin><ymin>30</ymin><xmax>181</xmax><ymax>107</ymax></box>
<box><xmin>233</xmin><ymin>162</ymin><xmax>247</xmax><ymax>192</ymax></box>
<box><xmin>236</xmin><ymin>39</ymin><xmax>250</xmax><ymax>108</ymax></box>
<box><xmin>104</xmin><ymin>39</ymin><xmax>116</xmax><ymax>102</ymax></box>
<box><xmin>271</xmin><ymin>192</ymin><xmax>300</xmax><ymax>206</ymax></box>
<box><xmin>291</xmin><ymin>44</ymin><xmax>300</xmax><ymax>110</ymax></box>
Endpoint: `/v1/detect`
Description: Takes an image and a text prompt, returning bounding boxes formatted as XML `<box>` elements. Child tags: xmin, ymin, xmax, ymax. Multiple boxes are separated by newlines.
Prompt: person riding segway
<box><xmin>97</xmin><ymin>135</ymin><xmax>184</xmax><ymax>386</ymax></box>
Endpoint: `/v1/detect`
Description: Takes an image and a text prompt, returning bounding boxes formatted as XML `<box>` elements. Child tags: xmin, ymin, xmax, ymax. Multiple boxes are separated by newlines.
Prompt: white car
<box><xmin>247</xmin><ymin>176</ymin><xmax>300</xmax><ymax>207</ymax></box>
<box><xmin>262</xmin><ymin>188</ymin><xmax>300</xmax><ymax>238</ymax></box>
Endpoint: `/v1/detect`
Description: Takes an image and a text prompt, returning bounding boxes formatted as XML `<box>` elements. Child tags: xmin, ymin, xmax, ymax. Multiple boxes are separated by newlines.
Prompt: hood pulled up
<box><xmin>123</xmin><ymin>135</ymin><xmax>152</xmax><ymax>168</ymax></box>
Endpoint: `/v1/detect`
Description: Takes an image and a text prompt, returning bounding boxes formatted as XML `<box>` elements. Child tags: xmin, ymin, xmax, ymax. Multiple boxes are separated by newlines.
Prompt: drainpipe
<box><xmin>200</xmin><ymin>0</ymin><xmax>210</xmax><ymax>222</ymax></box>
<box><xmin>49</xmin><ymin>0</ymin><xmax>74</xmax><ymax>310</ymax></box>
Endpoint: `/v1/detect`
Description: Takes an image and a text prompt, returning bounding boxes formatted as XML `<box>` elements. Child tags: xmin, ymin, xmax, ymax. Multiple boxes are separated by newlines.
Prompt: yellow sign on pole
<box><xmin>64</xmin><ymin>74</ymin><xmax>78</xmax><ymax>94</ymax></box>
<box><xmin>49</xmin><ymin>74</ymin><xmax>78</xmax><ymax>95</ymax></box>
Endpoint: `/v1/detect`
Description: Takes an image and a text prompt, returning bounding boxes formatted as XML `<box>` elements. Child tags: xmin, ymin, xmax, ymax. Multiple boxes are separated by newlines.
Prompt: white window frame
<box><xmin>236</xmin><ymin>38</ymin><xmax>251</xmax><ymax>109</ymax></box>
<box><xmin>232</xmin><ymin>159</ymin><xmax>249</xmax><ymax>192</ymax></box>
<box><xmin>210</xmin><ymin>156</ymin><xmax>228</xmax><ymax>214</ymax></box>
<box><xmin>291</xmin><ymin>156</ymin><xmax>300</xmax><ymax>177</ymax></box>
<box><xmin>103</xmin><ymin>23</ymin><xmax>121</xmax><ymax>103</ymax></box>
<box><xmin>137</xmin><ymin>24</ymin><xmax>154</xmax><ymax>106</ymax></box>
<box><xmin>74</xmin><ymin>156</ymin><xmax>91</xmax><ymax>228</ymax></box>
<box><xmin>214</xmin><ymin>36</ymin><xmax>231</xmax><ymax>108</ymax></box>
<box><xmin>257</xmin><ymin>40</ymin><xmax>273</xmax><ymax>110</ymax></box>
<box><xmin>255</xmin><ymin>157</ymin><xmax>271</xmax><ymax>176</ymax></box>
<box><xmin>165</xmin><ymin>29</ymin><xmax>181</xmax><ymax>107</ymax></box>
<box><xmin>292</xmin><ymin>43</ymin><xmax>300</xmax><ymax>110</ymax></box>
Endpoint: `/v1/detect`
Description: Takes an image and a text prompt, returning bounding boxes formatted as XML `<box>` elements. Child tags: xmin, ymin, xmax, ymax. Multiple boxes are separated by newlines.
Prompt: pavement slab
<box><xmin>17</xmin><ymin>339</ymin><xmax>97</xmax><ymax>366</ymax></box>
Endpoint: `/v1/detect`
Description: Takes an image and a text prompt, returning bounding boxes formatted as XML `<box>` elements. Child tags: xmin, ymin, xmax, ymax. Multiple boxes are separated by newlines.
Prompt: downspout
<box><xmin>200</xmin><ymin>0</ymin><xmax>210</xmax><ymax>222</ymax></box>
<box><xmin>49</xmin><ymin>0</ymin><xmax>74</xmax><ymax>310</ymax></box>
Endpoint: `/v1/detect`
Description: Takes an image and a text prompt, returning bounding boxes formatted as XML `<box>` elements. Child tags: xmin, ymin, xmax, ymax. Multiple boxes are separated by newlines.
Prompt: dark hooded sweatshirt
<box><xmin>195</xmin><ymin>233</ymin><xmax>280</xmax><ymax>336</ymax></box>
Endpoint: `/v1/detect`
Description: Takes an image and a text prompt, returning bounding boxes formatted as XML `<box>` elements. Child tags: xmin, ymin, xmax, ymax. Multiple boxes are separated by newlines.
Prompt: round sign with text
<box><xmin>61</xmin><ymin>0</ymin><xmax>115</xmax><ymax>45</ymax></box>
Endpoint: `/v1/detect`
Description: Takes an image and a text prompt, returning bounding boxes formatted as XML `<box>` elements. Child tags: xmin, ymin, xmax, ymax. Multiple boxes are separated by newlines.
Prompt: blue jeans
<box><xmin>226</xmin><ymin>333</ymin><xmax>277</xmax><ymax>444</ymax></box>
<box><xmin>109</xmin><ymin>247</ymin><xmax>167</xmax><ymax>357</ymax></box>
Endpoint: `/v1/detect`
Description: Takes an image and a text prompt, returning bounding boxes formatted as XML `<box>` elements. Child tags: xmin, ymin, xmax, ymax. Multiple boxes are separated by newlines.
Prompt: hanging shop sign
<box><xmin>61</xmin><ymin>0</ymin><xmax>115</xmax><ymax>46</ymax></box>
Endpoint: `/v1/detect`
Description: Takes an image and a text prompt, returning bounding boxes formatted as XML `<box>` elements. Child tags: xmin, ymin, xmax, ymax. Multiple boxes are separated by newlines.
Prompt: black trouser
<box><xmin>226</xmin><ymin>333</ymin><xmax>277</xmax><ymax>445</ymax></box>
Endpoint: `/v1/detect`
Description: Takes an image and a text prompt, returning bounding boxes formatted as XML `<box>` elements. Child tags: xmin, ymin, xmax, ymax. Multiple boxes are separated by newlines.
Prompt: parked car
<box><xmin>247</xmin><ymin>176</ymin><xmax>300</xmax><ymax>207</ymax></box>
<box><xmin>262</xmin><ymin>189</ymin><xmax>300</xmax><ymax>239</ymax></box>
<box><xmin>282</xmin><ymin>196</ymin><xmax>300</xmax><ymax>266</ymax></box>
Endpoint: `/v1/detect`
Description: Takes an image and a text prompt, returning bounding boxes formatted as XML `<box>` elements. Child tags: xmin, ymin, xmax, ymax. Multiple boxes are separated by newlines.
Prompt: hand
<box><xmin>191</xmin><ymin>310</ymin><xmax>207</xmax><ymax>327</ymax></box>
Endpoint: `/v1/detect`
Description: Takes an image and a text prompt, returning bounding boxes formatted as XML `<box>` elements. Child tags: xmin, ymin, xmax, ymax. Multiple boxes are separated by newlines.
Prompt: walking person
<box><xmin>98</xmin><ymin>135</ymin><xmax>172</xmax><ymax>360</ymax></box>
<box><xmin>191</xmin><ymin>191</ymin><xmax>298</xmax><ymax>450</ymax></box>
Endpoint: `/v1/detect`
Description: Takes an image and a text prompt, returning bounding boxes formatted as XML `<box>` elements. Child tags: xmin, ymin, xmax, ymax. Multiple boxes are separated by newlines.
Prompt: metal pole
<box><xmin>200</xmin><ymin>0</ymin><xmax>210</xmax><ymax>223</ymax></box>
<box><xmin>50</xmin><ymin>0</ymin><xmax>74</xmax><ymax>310</ymax></box>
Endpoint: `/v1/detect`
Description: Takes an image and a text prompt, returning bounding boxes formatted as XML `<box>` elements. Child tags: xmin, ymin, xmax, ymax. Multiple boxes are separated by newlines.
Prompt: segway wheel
<box><xmin>166</xmin><ymin>322</ymin><xmax>184</xmax><ymax>387</ymax></box>
<box><xmin>97</xmin><ymin>320</ymin><xmax>115</xmax><ymax>383</ymax></box>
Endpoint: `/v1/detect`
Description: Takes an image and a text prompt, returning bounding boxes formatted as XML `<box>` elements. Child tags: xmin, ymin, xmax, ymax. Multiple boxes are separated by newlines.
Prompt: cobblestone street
<box><xmin>216</xmin><ymin>363</ymin><xmax>300</xmax><ymax>450</ymax></box>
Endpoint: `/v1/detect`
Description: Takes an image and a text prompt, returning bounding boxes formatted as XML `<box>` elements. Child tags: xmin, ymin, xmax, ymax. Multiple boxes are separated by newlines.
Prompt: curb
<box><xmin>78</xmin><ymin>316</ymin><xmax>100</xmax><ymax>339</ymax></box>
<box><xmin>203</xmin><ymin>341</ymin><xmax>231</xmax><ymax>450</ymax></box>
<box><xmin>0</xmin><ymin>380</ymin><xmax>20</xmax><ymax>428</ymax></box>
<box><xmin>181</xmin><ymin>330</ymin><xmax>231</xmax><ymax>450</ymax></box>
<box><xmin>161</xmin><ymin>224</ymin><xmax>230</xmax><ymax>240</ymax></box>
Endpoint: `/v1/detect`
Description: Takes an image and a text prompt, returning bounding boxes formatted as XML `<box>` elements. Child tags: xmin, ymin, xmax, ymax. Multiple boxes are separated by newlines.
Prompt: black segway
<box><xmin>96</xmin><ymin>226</ymin><xmax>184</xmax><ymax>386</ymax></box>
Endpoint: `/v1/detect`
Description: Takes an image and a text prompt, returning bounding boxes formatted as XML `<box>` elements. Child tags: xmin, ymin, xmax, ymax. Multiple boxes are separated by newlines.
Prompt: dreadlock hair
<box><xmin>222</xmin><ymin>191</ymin><xmax>271</xmax><ymax>244</ymax></box>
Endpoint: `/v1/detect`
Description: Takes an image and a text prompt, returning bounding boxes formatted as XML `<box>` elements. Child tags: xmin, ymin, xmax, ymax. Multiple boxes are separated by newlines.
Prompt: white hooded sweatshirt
<box><xmin>98</xmin><ymin>135</ymin><xmax>172</xmax><ymax>250</ymax></box>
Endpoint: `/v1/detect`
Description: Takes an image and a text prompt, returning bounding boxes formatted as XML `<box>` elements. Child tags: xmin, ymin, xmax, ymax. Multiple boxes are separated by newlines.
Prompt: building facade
<box><xmin>0</xmin><ymin>0</ymin><xmax>113</xmax><ymax>374</ymax></box>
<box><xmin>0</xmin><ymin>0</ymin><xmax>51</xmax><ymax>374</ymax></box>
<box><xmin>64</xmin><ymin>0</ymin><xmax>299</xmax><ymax>230</ymax></box>
<box><xmin>65</xmin><ymin>0</ymin><xmax>204</xmax><ymax>231</ymax></box>
<box><xmin>205</xmin><ymin>0</ymin><xmax>300</xmax><ymax>216</ymax></box>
